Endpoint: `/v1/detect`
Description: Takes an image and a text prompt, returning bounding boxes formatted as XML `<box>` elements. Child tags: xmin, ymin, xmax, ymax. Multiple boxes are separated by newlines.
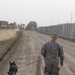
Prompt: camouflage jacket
<box><xmin>41</xmin><ymin>40</ymin><xmax>64</xmax><ymax>65</ymax></box>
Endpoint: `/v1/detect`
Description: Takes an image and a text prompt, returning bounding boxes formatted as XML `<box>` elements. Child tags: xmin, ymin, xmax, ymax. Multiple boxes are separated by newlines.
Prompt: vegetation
<box><xmin>26</xmin><ymin>21</ymin><xmax>37</xmax><ymax>30</ymax></box>
<box><xmin>0</xmin><ymin>38</ymin><xmax>15</xmax><ymax>46</ymax></box>
<box><xmin>18</xmin><ymin>24</ymin><xmax>25</xmax><ymax>30</ymax></box>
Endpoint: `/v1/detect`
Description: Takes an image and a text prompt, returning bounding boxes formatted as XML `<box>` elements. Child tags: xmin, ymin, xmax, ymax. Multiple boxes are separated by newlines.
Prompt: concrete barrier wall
<box><xmin>0</xmin><ymin>29</ymin><xmax>19</xmax><ymax>41</ymax></box>
<box><xmin>38</xmin><ymin>23</ymin><xmax>75</xmax><ymax>40</ymax></box>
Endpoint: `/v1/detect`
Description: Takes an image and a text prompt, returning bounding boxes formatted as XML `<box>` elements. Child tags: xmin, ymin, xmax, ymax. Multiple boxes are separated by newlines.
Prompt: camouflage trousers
<box><xmin>44</xmin><ymin>64</ymin><xmax>60</xmax><ymax>75</ymax></box>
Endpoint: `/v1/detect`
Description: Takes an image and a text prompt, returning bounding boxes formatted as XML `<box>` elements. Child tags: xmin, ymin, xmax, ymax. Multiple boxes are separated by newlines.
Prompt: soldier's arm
<box><xmin>41</xmin><ymin>44</ymin><xmax>46</xmax><ymax>58</ymax></box>
<box><xmin>59</xmin><ymin>46</ymin><xmax>64</xmax><ymax>66</ymax></box>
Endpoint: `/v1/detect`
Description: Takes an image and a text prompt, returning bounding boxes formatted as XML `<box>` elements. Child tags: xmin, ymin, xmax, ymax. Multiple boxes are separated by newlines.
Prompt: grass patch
<box><xmin>0</xmin><ymin>38</ymin><xmax>15</xmax><ymax>46</ymax></box>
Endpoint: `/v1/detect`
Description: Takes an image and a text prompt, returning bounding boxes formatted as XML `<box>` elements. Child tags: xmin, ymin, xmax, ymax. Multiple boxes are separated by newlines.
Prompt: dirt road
<box><xmin>0</xmin><ymin>31</ymin><xmax>75</xmax><ymax>75</ymax></box>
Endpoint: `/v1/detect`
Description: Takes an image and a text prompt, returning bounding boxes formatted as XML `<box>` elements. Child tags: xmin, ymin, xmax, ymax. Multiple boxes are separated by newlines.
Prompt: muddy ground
<box><xmin>0</xmin><ymin>31</ymin><xmax>75</xmax><ymax>75</ymax></box>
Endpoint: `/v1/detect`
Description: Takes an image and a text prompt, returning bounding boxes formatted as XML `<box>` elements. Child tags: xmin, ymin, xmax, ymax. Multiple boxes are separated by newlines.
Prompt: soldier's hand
<box><xmin>60</xmin><ymin>61</ymin><xmax>63</xmax><ymax>66</ymax></box>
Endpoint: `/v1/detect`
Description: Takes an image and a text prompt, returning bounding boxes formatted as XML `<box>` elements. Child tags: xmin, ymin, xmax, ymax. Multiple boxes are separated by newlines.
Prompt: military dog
<box><xmin>7</xmin><ymin>61</ymin><xmax>18</xmax><ymax>75</ymax></box>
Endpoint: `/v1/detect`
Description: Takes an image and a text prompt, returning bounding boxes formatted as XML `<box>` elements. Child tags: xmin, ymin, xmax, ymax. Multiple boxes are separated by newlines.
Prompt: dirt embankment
<box><xmin>0</xmin><ymin>29</ymin><xmax>21</xmax><ymax>61</ymax></box>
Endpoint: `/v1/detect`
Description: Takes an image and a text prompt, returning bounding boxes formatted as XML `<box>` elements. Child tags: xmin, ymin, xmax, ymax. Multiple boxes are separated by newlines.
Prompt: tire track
<box><xmin>36</xmin><ymin>56</ymin><xmax>41</xmax><ymax>75</ymax></box>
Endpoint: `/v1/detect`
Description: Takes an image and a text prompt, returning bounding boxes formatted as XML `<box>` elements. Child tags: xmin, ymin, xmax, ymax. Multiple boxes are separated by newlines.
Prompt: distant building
<box><xmin>0</xmin><ymin>21</ymin><xmax>8</xmax><ymax>28</ymax></box>
<box><xmin>8</xmin><ymin>23</ymin><xmax>17</xmax><ymax>29</ymax></box>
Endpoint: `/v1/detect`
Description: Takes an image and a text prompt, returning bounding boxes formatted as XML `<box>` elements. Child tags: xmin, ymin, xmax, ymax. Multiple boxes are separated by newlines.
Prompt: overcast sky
<box><xmin>0</xmin><ymin>0</ymin><xmax>75</xmax><ymax>26</ymax></box>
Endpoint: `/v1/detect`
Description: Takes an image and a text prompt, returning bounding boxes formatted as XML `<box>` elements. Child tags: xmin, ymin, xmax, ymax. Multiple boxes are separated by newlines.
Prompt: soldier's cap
<box><xmin>51</xmin><ymin>32</ymin><xmax>58</xmax><ymax>36</ymax></box>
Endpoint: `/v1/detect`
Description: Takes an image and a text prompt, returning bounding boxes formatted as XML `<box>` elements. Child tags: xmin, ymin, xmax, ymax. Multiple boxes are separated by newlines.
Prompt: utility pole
<box><xmin>70</xmin><ymin>11</ymin><xmax>74</xmax><ymax>38</ymax></box>
<box><xmin>71</xmin><ymin>11</ymin><xmax>73</xmax><ymax>23</ymax></box>
<box><xmin>58</xmin><ymin>17</ymin><xmax>59</xmax><ymax>24</ymax></box>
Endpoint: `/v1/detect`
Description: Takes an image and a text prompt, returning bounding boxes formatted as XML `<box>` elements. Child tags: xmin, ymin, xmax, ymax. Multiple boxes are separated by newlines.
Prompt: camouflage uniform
<box><xmin>41</xmin><ymin>40</ymin><xmax>64</xmax><ymax>75</ymax></box>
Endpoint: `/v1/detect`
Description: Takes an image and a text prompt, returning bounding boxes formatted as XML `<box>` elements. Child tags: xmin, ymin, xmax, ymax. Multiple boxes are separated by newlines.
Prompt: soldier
<box><xmin>41</xmin><ymin>33</ymin><xmax>64</xmax><ymax>75</ymax></box>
